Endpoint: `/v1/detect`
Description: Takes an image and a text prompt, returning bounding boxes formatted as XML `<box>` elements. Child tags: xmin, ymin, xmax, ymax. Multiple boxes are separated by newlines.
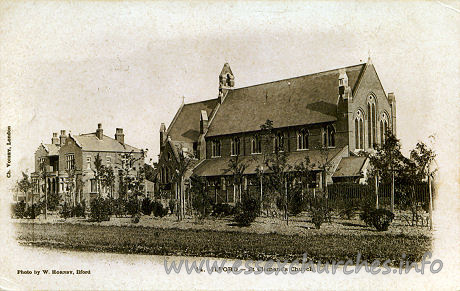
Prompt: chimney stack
<box><xmin>59</xmin><ymin>130</ymin><xmax>67</xmax><ymax>146</ymax></box>
<box><xmin>96</xmin><ymin>123</ymin><xmax>103</xmax><ymax>140</ymax></box>
<box><xmin>160</xmin><ymin>123</ymin><xmax>166</xmax><ymax>146</ymax></box>
<box><xmin>200</xmin><ymin>110</ymin><xmax>208</xmax><ymax>134</ymax></box>
<box><xmin>51</xmin><ymin>133</ymin><xmax>59</xmax><ymax>145</ymax></box>
<box><xmin>115</xmin><ymin>128</ymin><xmax>124</xmax><ymax>144</ymax></box>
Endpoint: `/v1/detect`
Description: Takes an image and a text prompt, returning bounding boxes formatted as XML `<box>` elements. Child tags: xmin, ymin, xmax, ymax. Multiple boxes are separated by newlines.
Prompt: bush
<box><xmin>12</xmin><ymin>201</ymin><xmax>26</xmax><ymax>218</ymax></box>
<box><xmin>309</xmin><ymin>197</ymin><xmax>331</xmax><ymax>229</ymax></box>
<box><xmin>191</xmin><ymin>191</ymin><xmax>213</xmax><ymax>219</ymax></box>
<box><xmin>359</xmin><ymin>195</ymin><xmax>376</xmax><ymax>227</ymax></box>
<box><xmin>71</xmin><ymin>202</ymin><xmax>86</xmax><ymax>218</ymax></box>
<box><xmin>212</xmin><ymin>203</ymin><xmax>234</xmax><ymax>217</ymax></box>
<box><xmin>90</xmin><ymin>197</ymin><xmax>111</xmax><ymax>222</ymax></box>
<box><xmin>168</xmin><ymin>199</ymin><xmax>176</xmax><ymax>215</ymax></box>
<box><xmin>24</xmin><ymin>203</ymin><xmax>41</xmax><ymax>219</ymax></box>
<box><xmin>60</xmin><ymin>202</ymin><xmax>71</xmax><ymax>219</ymax></box>
<box><xmin>371</xmin><ymin>209</ymin><xmax>395</xmax><ymax>231</ymax></box>
<box><xmin>152</xmin><ymin>200</ymin><xmax>168</xmax><ymax>217</ymax></box>
<box><xmin>125</xmin><ymin>197</ymin><xmax>140</xmax><ymax>216</ymax></box>
<box><xmin>141</xmin><ymin>197</ymin><xmax>152</xmax><ymax>215</ymax></box>
<box><xmin>338</xmin><ymin>199</ymin><xmax>359</xmax><ymax>219</ymax></box>
<box><xmin>234</xmin><ymin>196</ymin><xmax>260</xmax><ymax>227</ymax></box>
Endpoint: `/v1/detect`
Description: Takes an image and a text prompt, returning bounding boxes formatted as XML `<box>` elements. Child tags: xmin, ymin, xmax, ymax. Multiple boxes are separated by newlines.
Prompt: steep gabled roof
<box><xmin>42</xmin><ymin>143</ymin><xmax>60</xmax><ymax>156</ymax></box>
<box><xmin>167</xmin><ymin>98</ymin><xmax>219</xmax><ymax>143</ymax></box>
<box><xmin>72</xmin><ymin>133</ymin><xmax>141</xmax><ymax>153</ymax></box>
<box><xmin>206</xmin><ymin>63</ymin><xmax>365</xmax><ymax>137</ymax></box>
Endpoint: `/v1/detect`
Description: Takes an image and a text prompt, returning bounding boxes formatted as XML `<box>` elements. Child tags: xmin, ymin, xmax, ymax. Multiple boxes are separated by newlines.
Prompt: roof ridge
<box><xmin>183</xmin><ymin>98</ymin><xmax>218</xmax><ymax>106</ymax></box>
<box><xmin>232</xmin><ymin>63</ymin><xmax>366</xmax><ymax>91</ymax></box>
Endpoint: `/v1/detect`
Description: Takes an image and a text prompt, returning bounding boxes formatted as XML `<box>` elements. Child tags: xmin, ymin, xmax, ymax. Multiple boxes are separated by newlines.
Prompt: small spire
<box><xmin>181</xmin><ymin>96</ymin><xmax>185</xmax><ymax>105</ymax></box>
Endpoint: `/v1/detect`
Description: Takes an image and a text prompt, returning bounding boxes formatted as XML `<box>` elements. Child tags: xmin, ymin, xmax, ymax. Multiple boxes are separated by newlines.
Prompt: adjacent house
<box><xmin>158</xmin><ymin>58</ymin><xmax>396</xmax><ymax>204</ymax></box>
<box><xmin>31</xmin><ymin>124</ymin><xmax>145</xmax><ymax>206</ymax></box>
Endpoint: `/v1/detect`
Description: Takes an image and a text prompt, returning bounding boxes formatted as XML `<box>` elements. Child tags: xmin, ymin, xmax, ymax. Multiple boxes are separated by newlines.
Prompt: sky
<box><xmin>0</xmin><ymin>1</ymin><xmax>459</xmax><ymax>182</ymax></box>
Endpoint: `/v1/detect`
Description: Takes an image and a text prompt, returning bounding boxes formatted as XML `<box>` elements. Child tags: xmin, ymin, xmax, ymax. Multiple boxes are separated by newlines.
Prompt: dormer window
<box><xmin>251</xmin><ymin>135</ymin><xmax>261</xmax><ymax>154</ymax></box>
<box><xmin>211</xmin><ymin>140</ymin><xmax>221</xmax><ymax>157</ymax></box>
<box><xmin>231</xmin><ymin>137</ymin><xmax>240</xmax><ymax>156</ymax></box>
<box><xmin>297</xmin><ymin>129</ymin><xmax>309</xmax><ymax>150</ymax></box>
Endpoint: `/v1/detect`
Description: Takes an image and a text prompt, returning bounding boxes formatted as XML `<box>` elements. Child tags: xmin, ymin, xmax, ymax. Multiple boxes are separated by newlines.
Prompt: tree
<box><xmin>65</xmin><ymin>168</ymin><xmax>76</xmax><ymax>206</ymax></box>
<box><xmin>258</xmin><ymin>119</ymin><xmax>292</xmax><ymax>224</ymax></box>
<box><xmin>291</xmin><ymin>156</ymin><xmax>314</xmax><ymax>215</ymax></box>
<box><xmin>190</xmin><ymin>174</ymin><xmax>212</xmax><ymax>219</ymax></box>
<box><xmin>101</xmin><ymin>166</ymin><xmax>115</xmax><ymax>199</ymax></box>
<box><xmin>17</xmin><ymin>172</ymin><xmax>32</xmax><ymax>203</ymax></box>
<box><xmin>172</xmin><ymin>146</ymin><xmax>194</xmax><ymax>221</ymax></box>
<box><xmin>224</xmin><ymin>155</ymin><xmax>249</xmax><ymax>204</ymax></box>
<box><xmin>93</xmin><ymin>154</ymin><xmax>105</xmax><ymax>197</ymax></box>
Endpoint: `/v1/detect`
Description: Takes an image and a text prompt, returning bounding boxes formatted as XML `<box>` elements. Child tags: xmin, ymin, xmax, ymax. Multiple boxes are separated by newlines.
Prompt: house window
<box><xmin>211</xmin><ymin>140</ymin><xmax>221</xmax><ymax>157</ymax></box>
<box><xmin>380</xmin><ymin>112</ymin><xmax>389</xmax><ymax>144</ymax></box>
<box><xmin>297</xmin><ymin>129</ymin><xmax>309</xmax><ymax>150</ymax></box>
<box><xmin>106</xmin><ymin>156</ymin><xmax>112</xmax><ymax>166</ymax></box>
<box><xmin>231</xmin><ymin>137</ymin><xmax>240</xmax><ymax>156</ymax></box>
<box><xmin>322</xmin><ymin>125</ymin><xmax>335</xmax><ymax>148</ymax></box>
<box><xmin>90</xmin><ymin>179</ymin><xmax>97</xmax><ymax>193</ymax></box>
<box><xmin>251</xmin><ymin>135</ymin><xmax>261</xmax><ymax>154</ymax></box>
<box><xmin>367</xmin><ymin>95</ymin><xmax>377</xmax><ymax>148</ymax></box>
<box><xmin>66</xmin><ymin>154</ymin><xmax>75</xmax><ymax>170</ymax></box>
<box><xmin>355</xmin><ymin>110</ymin><xmax>364</xmax><ymax>150</ymax></box>
<box><xmin>86</xmin><ymin>156</ymin><xmax>91</xmax><ymax>170</ymax></box>
<box><xmin>39</xmin><ymin>157</ymin><xmax>46</xmax><ymax>171</ymax></box>
<box><xmin>274</xmin><ymin>132</ymin><xmax>285</xmax><ymax>152</ymax></box>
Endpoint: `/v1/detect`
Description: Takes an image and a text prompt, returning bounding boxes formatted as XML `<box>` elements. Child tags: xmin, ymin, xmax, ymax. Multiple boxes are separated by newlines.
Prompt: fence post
<box><xmin>429</xmin><ymin>175</ymin><xmax>433</xmax><ymax>230</ymax></box>
<box><xmin>391</xmin><ymin>171</ymin><xmax>395</xmax><ymax>213</ymax></box>
<box><xmin>375</xmin><ymin>175</ymin><xmax>379</xmax><ymax>209</ymax></box>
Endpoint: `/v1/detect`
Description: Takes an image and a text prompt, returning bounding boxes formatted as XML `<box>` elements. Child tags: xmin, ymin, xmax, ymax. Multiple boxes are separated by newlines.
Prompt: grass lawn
<box><xmin>14</xmin><ymin>213</ymin><xmax>431</xmax><ymax>266</ymax></box>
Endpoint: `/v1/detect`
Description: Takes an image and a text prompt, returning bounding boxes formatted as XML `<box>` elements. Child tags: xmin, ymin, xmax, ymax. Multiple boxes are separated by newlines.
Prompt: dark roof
<box><xmin>167</xmin><ymin>98</ymin><xmax>219</xmax><ymax>143</ymax></box>
<box><xmin>193</xmin><ymin>147</ymin><xmax>345</xmax><ymax>177</ymax></box>
<box><xmin>206</xmin><ymin>63</ymin><xmax>365</xmax><ymax>137</ymax></box>
<box><xmin>333</xmin><ymin>156</ymin><xmax>367</xmax><ymax>178</ymax></box>
<box><xmin>72</xmin><ymin>133</ymin><xmax>141</xmax><ymax>152</ymax></box>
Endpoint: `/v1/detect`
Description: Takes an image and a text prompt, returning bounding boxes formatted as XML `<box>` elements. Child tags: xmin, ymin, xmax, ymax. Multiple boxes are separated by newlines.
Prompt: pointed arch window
<box><xmin>380</xmin><ymin>112</ymin><xmax>389</xmax><ymax>144</ymax></box>
<box><xmin>322</xmin><ymin>125</ymin><xmax>335</xmax><ymax>148</ymax></box>
<box><xmin>211</xmin><ymin>140</ymin><xmax>221</xmax><ymax>157</ymax></box>
<box><xmin>355</xmin><ymin>110</ymin><xmax>364</xmax><ymax>150</ymax></box>
<box><xmin>231</xmin><ymin>137</ymin><xmax>240</xmax><ymax>156</ymax></box>
<box><xmin>274</xmin><ymin>132</ymin><xmax>285</xmax><ymax>152</ymax></box>
<box><xmin>297</xmin><ymin>129</ymin><xmax>309</xmax><ymax>150</ymax></box>
<box><xmin>367</xmin><ymin>95</ymin><xmax>377</xmax><ymax>148</ymax></box>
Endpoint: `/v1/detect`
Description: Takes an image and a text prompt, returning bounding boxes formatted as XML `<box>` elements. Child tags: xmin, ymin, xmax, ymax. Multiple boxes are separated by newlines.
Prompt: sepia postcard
<box><xmin>0</xmin><ymin>1</ymin><xmax>459</xmax><ymax>290</ymax></box>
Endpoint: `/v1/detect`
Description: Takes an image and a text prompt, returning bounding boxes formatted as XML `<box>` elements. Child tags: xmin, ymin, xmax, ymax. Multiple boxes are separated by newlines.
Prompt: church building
<box><xmin>158</xmin><ymin>58</ymin><xmax>396</xmax><ymax>204</ymax></box>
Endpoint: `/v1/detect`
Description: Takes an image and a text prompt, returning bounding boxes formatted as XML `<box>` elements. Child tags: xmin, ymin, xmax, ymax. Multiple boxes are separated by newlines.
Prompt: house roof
<box><xmin>193</xmin><ymin>147</ymin><xmax>345</xmax><ymax>177</ymax></box>
<box><xmin>333</xmin><ymin>156</ymin><xmax>367</xmax><ymax>178</ymax></box>
<box><xmin>206</xmin><ymin>63</ymin><xmax>365</xmax><ymax>137</ymax></box>
<box><xmin>167</xmin><ymin>98</ymin><xmax>219</xmax><ymax>143</ymax></box>
<box><xmin>72</xmin><ymin>133</ymin><xmax>141</xmax><ymax>153</ymax></box>
<box><xmin>43</xmin><ymin>144</ymin><xmax>60</xmax><ymax>156</ymax></box>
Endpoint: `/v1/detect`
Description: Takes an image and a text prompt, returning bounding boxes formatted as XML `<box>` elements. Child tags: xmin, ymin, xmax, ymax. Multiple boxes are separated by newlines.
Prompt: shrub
<box><xmin>359</xmin><ymin>195</ymin><xmax>376</xmax><ymax>227</ymax></box>
<box><xmin>234</xmin><ymin>196</ymin><xmax>260</xmax><ymax>227</ymax></box>
<box><xmin>24</xmin><ymin>203</ymin><xmax>41</xmax><ymax>219</ymax></box>
<box><xmin>152</xmin><ymin>200</ymin><xmax>168</xmax><ymax>217</ymax></box>
<box><xmin>370</xmin><ymin>209</ymin><xmax>395</xmax><ymax>231</ymax></box>
<box><xmin>168</xmin><ymin>199</ymin><xmax>176</xmax><ymax>215</ymax></box>
<box><xmin>212</xmin><ymin>203</ymin><xmax>234</xmax><ymax>217</ymax></box>
<box><xmin>90</xmin><ymin>197</ymin><xmax>111</xmax><ymax>222</ymax></box>
<box><xmin>71</xmin><ymin>202</ymin><xmax>86</xmax><ymax>218</ymax></box>
<box><xmin>12</xmin><ymin>201</ymin><xmax>26</xmax><ymax>218</ymax></box>
<box><xmin>309</xmin><ymin>197</ymin><xmax>331</xmax><ymax>229</ymax></box>
<box><xmin>60</xmin><ymin>202</ymin><xmax>71</xmax><ymax>219</ymax></box>
<box><xmin>125</xmin><ymin>197</ymin><xmax>140</xmax><ymax>216</ymax></box>
<box><xmin>338</xmin><ymin>198</ymin><xmax>359</xmax><ymax>219</ymax></box>
<box><xmin>141</xmin><ymin>197</ymin><xmax>152</xmax><ymax>215</ymax></box>
<box><xmin>191</xmin><ymin>191</ymin><xmax>213</xmax><ymax>219</ymax></box>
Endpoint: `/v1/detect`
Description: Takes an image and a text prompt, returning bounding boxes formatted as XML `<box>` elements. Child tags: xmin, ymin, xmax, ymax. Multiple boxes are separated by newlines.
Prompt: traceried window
<box><xmin>66</xmin><ymin>154</ymin><xmax>75</xmax><ymax>170</ymax></box>
<box><xmin>380</xmin><ymin>112</ymin><xmax>389</xmax><ymax>144</ymax></box>
<box><xmin>231</xmin><ymin>137</ymin><xmax>240</xmax><ymax>156</ymax></box>
<box><xmin>274</xmin><ymin>132</ymin><xmax>285</xmax><ymax>152</ymax></box>
<box><xmin>297</xmin><ymin>129</ymin><xmax>309</xmax><ymax>150</ymax></box>
<box><xmin>211</xmin><ymin>140</ymin><xmax>221</xmax><ymax>157</ymax></box>
<box><xmin>322</xmin><ymin>125</ymin><xmax>335</xmax><ymax>148</ymax></box>
<box><xmin>367</xmin><ymin>95</ymin><xmax>377</xmax><ymax>148</ymax></box>
<box><xmin>251</xmin><ymin>135</ymin><xmax>262</xmax><ymax>154</ymax></box>
<box><xmin>355</xmin><ymin>110</ymin><xmax>364</xmax><ymax>150</ymax></box>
